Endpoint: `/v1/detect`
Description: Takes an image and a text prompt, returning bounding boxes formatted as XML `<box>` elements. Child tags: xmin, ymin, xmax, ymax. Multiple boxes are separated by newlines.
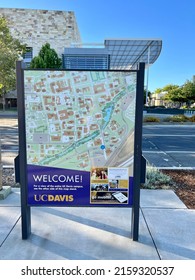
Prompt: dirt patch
<box><xmin>161</xmin><ymin>170</ymin><xmax>195</xmax><ymax>209</ymax></box>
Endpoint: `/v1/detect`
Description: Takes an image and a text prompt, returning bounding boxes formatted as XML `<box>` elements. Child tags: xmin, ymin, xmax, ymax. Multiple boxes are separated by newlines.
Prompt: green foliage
<box><xmin>181</xmin><ymin>80</ymin><xmax>195</xmax><ymax>104</ymax></box>
<box><xmin>0</xmin><ymin>17</ymin><xmax>26</xmax><ymax>94</ymax></box>
<box><xmin>30</xmin><ymin>43</ymin><xmax>62</xmax><ymax>69</ymax></box>
<box><xmin>162</xmin><ymin>84</ymin><xmax>179</xmax><ymax>92</ymax></box>
<box><xmin>157</xmin><ymin>81</ymin><xmax>195</xmax><ymax>106</ymax></box>
<box><xmin>143</xmin><ymin>166</ymin><xmax>173</xmax><ymax>189</ymax></box>
<box><xmin>163</xmin><ymin>85</ymin><xmax>185</xmax><ymax>103</ymax></box>
<box><xmin>153</xmin><ymin>87</ymin><xmax>162</xmax><ymax>94</ymax></box>
<box><xmin>143</xmin><ymin>116</ymin><xmax>160</xmax><ymax>122</ymax></box>
<box><xmin>180</xmin><ymin>105</ymin><xmax>188</xmax><ymax>109</ymax></box>
<box><xmin>163</xmin><ymin>115</ymin><xmax>189</xmax><ymax>122</ymax></box>
<box><xmin>154</xmin><ymin>84</ymin><xmax>180</xmax><ymax>96</ymax></box>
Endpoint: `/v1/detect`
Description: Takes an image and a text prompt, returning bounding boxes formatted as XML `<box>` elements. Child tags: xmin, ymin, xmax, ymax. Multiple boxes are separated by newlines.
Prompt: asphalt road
<box><xmin>142</xmin><ymin>125</ymin><xmax>195</xmax><ymax>169</ymax></box>
<box><xmin>1</xmin><ymin>115</ymin><xmax>195</xmax><ymax>169</ymax></box>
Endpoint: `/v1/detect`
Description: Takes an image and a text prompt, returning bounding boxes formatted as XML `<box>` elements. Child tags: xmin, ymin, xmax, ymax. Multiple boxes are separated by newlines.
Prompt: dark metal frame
<box><xmin>16</xmin><ymin>61</ymin><xmax>145</xmax><ymax>240</ymax></box>
<box><xmin>16</xmin><ymin>61</ymin><xmax>31</xmax><ymax>239</ymax></box>
<box><xmin>131</xmin><ymin>62</ymin><xmax>145</xmax><ymax>241</ymax></box>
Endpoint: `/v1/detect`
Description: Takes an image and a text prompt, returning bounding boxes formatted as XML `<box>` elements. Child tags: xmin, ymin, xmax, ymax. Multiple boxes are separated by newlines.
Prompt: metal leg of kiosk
<box><xmin>16</xmin><ymin>61</ymin><xmax>31</xmax><ymax>239</ymax></box>
<box><xmin>131</xmin><ymin>63</ymin><xmax>145</xmax><ymax>241</ymax></box>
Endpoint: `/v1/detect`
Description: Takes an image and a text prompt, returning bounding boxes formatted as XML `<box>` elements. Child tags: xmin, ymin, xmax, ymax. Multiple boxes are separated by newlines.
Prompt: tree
<box><xmin>154</xmin><ymin>87</ymin><xmax>163</xmax><ymax>94</ymax></box>
<box><xmin>163</xmin><ymin>87</ymin><xmax>185</xmax><ymax>103</ymax></box>
<box><xmin>161</xmin><ymin>82</ymin><xmax>195</xmax><ymax>107</ymax></box>
<box><xmin>30</xmin><ymin>43</ymin><xmax>62</xmax><ymax>69</ymax></box>
<box><xmin>162</xmin><ymin>84</ymin><xmax>179</xmax><ymax>93</ymax></box>
<box><xmin>181</xmin><ymin>80</ymin><xmax>195</xmax><ymax>106</ymax></box>
<box><xmin>0</xmin><ymin>17</ymin><xmax>26</xmax><ymax>101</ymax></box>
<box><xmin>161</xmin><ymin>84</ymin><xmax>185</xmax><ymax>106</ymax></box>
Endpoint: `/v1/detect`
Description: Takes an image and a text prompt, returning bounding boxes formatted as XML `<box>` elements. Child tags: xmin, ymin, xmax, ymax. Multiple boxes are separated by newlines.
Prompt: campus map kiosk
<box><xmin>16</xmin><ymin>62</ymin><xmax>145</xmax><ymax>241</ymax></box>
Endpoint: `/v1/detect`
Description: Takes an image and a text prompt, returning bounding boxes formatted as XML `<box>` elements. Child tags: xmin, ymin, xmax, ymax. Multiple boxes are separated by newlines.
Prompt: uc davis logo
<box><xmin>34</xmin><ymin>194</ymin><xmax>74</xmax><ymax>202</ymax></box>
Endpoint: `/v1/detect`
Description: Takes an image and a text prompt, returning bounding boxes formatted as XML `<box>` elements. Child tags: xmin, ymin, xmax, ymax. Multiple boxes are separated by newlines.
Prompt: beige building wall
<box><xmin>150</xmin><ymin>92</ymin><xmax>167</xmax><ymax>106</ymax></box>
<box><xmin>0</xmin><ymin>8</ymin><xmax>81</xmax><ymax>56</ymax></box>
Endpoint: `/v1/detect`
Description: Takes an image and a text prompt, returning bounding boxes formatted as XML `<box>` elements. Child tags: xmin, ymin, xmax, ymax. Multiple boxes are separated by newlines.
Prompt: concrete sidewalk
<box><xmin>0</xmin><ymin>188</ymin><xmax>195</xmax><ymax>260</ymax></box>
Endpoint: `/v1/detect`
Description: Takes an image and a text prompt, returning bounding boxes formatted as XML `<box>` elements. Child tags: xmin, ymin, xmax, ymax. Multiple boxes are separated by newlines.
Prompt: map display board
<box><xmin>24</xmin><ymin>70</ymin><xmax>137</xmax><ymax>206</ymax></box>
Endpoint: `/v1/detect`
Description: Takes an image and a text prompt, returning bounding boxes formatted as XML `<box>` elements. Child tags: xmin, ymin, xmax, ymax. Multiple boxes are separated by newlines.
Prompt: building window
<box><xmin>23</xmin><ymin>47</ymin><xmax>33</xmax><ymax>60</ymax></box>
<box><xmin>62</xmin><ymin>54</ymin><xmax>109</xmax><ymax>70</ymax></box>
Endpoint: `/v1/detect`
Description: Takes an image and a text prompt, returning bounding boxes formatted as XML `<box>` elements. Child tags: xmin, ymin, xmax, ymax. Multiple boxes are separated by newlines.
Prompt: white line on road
<box><xmin>1</xmin><ymin>149</ymin><xmax>18</xmax><ymax>152</ymax></box>
<box><xmin>143</xmin><ymin>124</ymin><xmax>195</xmax><ymax>128</ymax></box>
<box><xmin>143</xmin><ymin>150</ymin><xmax>195</xmax><ymax>154</ymax></box>
<box><xmin>143</xmin><ymin>134</ymin><xmax>195</xmax><ymax>137</ymax></box>
<box><xmin>156</xmin><ymin>167</ymin><xmax>195</xmax><ymax>170</ymax></box>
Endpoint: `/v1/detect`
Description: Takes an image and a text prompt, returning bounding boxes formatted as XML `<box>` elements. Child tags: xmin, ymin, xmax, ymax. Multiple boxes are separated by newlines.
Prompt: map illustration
<box><xmin>24</xmin><ymin>70</ymin><xmax>136</xmax><ymax>173</ymax></box>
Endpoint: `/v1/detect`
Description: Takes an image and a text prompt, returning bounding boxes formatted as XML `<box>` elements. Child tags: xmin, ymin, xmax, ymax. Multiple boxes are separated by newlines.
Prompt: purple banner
<box><xmin>27</xmin><ymin>164</ymin><xmax>133</xmax><ymax>207</ymax></box>
<box><xmin>27</xmin><ymin>164</ymin><xmax>90</xmax><ymax>206</ymax></box>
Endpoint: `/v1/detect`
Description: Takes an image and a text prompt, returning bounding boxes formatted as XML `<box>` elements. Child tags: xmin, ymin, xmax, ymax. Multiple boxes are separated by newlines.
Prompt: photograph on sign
<box><xmin>24</xmin><ymin>70</ymin><xmax>137</xmax><ymax>206</ymax></box>
<box><xmin>90</xmin><ymin>167</ymin><xmax>129</xmax><ymax>204</ymax></box>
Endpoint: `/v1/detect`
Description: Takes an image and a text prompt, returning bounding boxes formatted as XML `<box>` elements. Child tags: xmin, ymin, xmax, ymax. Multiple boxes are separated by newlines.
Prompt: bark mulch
<box><xmin>162</xmin><ymin>170</ymin><xmax>195</xmax><ymax>209</ymax></box>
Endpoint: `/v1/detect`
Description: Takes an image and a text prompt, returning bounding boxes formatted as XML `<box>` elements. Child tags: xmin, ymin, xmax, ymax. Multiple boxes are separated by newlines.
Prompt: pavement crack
<box><xmin>0</xmin><ymin>215</ymin><xmax>21</xmax><ymax>247</ymax></box>
<box><xmin>140</xmin><ymin>207</ymin><xmax>162</xmax><ymax>260</ymax></box>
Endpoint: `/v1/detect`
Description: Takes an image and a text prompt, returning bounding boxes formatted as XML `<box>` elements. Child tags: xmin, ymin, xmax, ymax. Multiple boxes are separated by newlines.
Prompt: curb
<box><xmin>0</xmin><ymin>186</ymin><xmax>12</xmax><ymax>200</ymax></box>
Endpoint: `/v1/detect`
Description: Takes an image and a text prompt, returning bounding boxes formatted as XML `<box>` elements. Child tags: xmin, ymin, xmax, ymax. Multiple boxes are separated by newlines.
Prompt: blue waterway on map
<box><xmin>102</xmin><ymin>104</ymin><xmax>114</xmax><ymax>130</ymax></box>
<box><xmin>104</xmin><ymin>107</ymin><xmax>112</xmax><ymax>122</ymax></box>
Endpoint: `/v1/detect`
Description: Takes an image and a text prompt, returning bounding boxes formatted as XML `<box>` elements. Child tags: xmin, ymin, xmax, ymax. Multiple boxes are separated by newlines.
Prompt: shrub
<box><xmin>142</xmin><ymin>166</ymin><xmax>173</xmax><ymax>189</ymax></box>
<box><xmin>189</xmin><ymin>115</ymin><xmax>195</xmax><ymax>122</ymax></box>
<box><xmin>143</xmin><ymin>116</ymin><xmax>160</xmax><ymax>122</ymax></box>
<box><xmin>163</xmin><ymin>115</ymin><xmax>189</xmax><ymax>122</ymax></box>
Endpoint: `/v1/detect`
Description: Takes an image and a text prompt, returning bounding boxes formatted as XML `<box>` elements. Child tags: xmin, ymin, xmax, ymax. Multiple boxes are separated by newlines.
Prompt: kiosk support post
<box><xmin>131</xmin><ymin>62</ymin><xmax>145</xmax><ymax>241</ymax></box>
<box><xmin>16</xmin><ymin>61</ymin><xmax>31</xmax><ymax>239</ymax></box>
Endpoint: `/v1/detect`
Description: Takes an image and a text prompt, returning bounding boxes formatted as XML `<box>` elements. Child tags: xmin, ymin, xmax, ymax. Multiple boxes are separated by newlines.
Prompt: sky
<box><xmin>0</xmin><ymin>0</ymin><xmax>195</xmax><ymax>92</ymax></box>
